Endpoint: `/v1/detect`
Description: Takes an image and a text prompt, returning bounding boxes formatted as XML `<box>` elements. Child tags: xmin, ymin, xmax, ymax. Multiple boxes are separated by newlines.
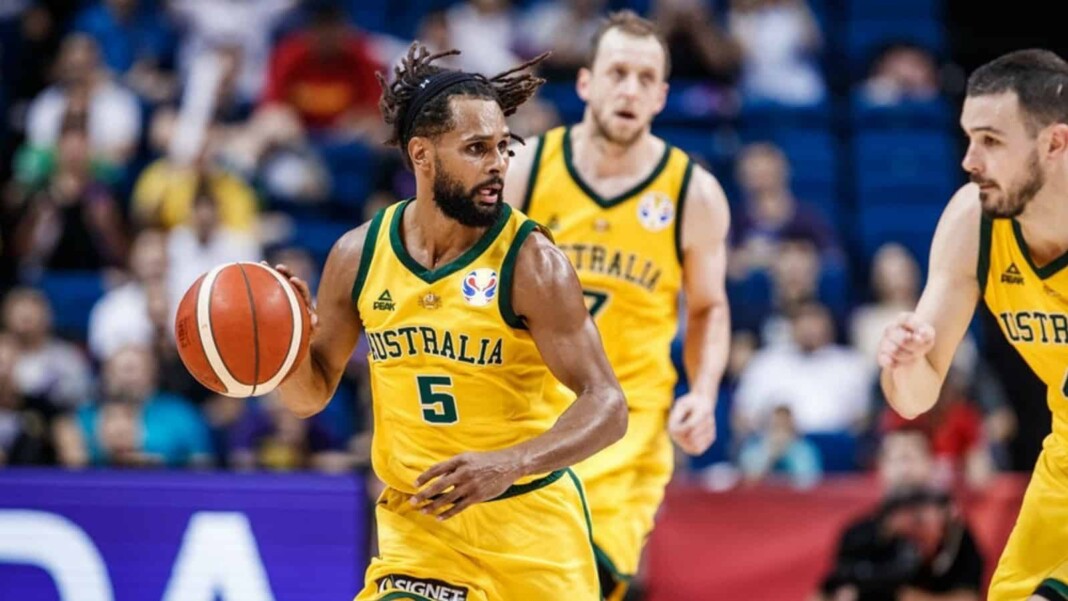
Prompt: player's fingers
<box><xmin>411</xmin><ymin>473</ymin><xmax>458</xmax><ymax>507</ymax></box>
<box><xmin>436</xmin><ymin>495</ymin><xmax>475</xmax><ymax>520</ymax></box>
<box><xmin>423</xmin><ymin>481</ymin><xmax>470</xmax><ymax>516</ymax></box>
<box><xmin>668</xmin><ymin>404</ymin><xmax>692</xmax><ymax>431</ymax></box>
<box><xmin>415</xmin><ymin>457</ymin><xmax>460</xmax><ymax>487</ymax></box>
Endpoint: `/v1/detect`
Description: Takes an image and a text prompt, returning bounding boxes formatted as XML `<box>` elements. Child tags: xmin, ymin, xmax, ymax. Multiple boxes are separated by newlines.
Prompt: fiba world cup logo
<box><xmin>636</xmin><ymin>192</ymin><xmax>675</xmax><ymax>232</ymax></box>
<box><xmin>461</xmin><ymin>269</ymin><xmax>499</xmax><ymax>307</ymax></box>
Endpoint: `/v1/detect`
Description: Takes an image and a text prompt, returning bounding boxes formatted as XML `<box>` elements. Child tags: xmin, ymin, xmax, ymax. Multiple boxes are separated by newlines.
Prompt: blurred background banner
<box><xmin>645</xmin><ymin>475</ymin><xmax>1028</xmax><ymax>601</ymax></box>
<box><xmin>0</xmin><ymin>470</ymin><xmax>366</xmax><ymax>601</ymax></box>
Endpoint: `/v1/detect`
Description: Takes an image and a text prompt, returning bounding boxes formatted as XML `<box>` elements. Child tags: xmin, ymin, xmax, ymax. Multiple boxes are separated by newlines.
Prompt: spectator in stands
<box><xmin>54</xmin><ymin>344</ymin><xmax>212</xmax><ymax>468</ymax></box>
<box><xmin>0</xmin><ymin>333</ymin><xmax>52</xmax><ymax>465</ymax></box>
<box><xmin>260</xmin><ymin>0</ymin><xmax>382</xmax><ymax>137</ymax></box>
<box><xmin>518</xmin><ymin>0</ymin><xmax>605</xmax><ymax>81</ymax></box>
<box><xmin>445</xmin><ymin>0</ymin><xmax>520</xmax><ymax>75</ymax></box>
<box><xmin>729</xmin><ymin>142</ymin><xmax>840</xmax><ymax>279</ymax></box>
<box><xmin>166</xmin><ymin>180</ymin><xmax>262</xmax><ymax>316</ymax></box>
<box><xmin>168</xmin><ymin>0</ymin><xmax>296</xmax><ymax>109</ymax></box>
<box><xmin>132</xmin><ymin>143</ymin><xmax>259</xmax><ymax>233</ymax></box>
<box><xmin>728</xmin><ymin>0</ymin><xmax>825</xmax><ymax>105</ymax></box>
<box><xmin>862</xmin><ymin>43</ymin><xmax>941</xmax><ymax>106</ymax></box>
<box><xmin>733</xmin><ymin>301</ymin><xmax>872</xmax><ymax>438</ymax></box>
<box><xmin>72</xmin><ymin>0</ymin><xmax>178</xmax><ymax>103</ymax></box>
<box><xmin>24</xmin><ymin>34</ymin><xmax>142</xmax><ymax>165</ymax></box>
<box><xmin>11</xmin><ymin>120</ymin><xmax>128</xmax><ymax>275</ymax></box>
<box><xmin>2</xmin><ymin>288</ymin><xmax>91</xmax><ymax>411</ymax></box>
<box><xmin>851</xmin><ymin>243</ymin><xmax>920</xmax><ymax>360</ymax></box>
<box><xmin>229</xmin><ymin>392</ymin><xmax>349</xmax><ymax>472</ymax></box>
<box><xmin>653</xmin><ymin>0</ymin><xmax>741</xmax><ymax>83</ymax></box>
<box><xmin>144</xmin><ymin>277</ymin><xmax>205</xmax><ymax>403</ymax></box>
<box><xmin>87</xmin><ymin>229</ymin><xmax>168</xmax><ymax>361</ymax></box>
<box><xmin>881</xmin><ymin>365</ymin><xmax>996</xmax><ymax>490</ymax></box>
<box><xmin>816</xmin><ymin>430</ymin><xmax>983</xmax><ymax>601</ymax></box>
<box><xmin>739</xmin><ymin>405</ymin><xmax>822</xmax><ymax>488</ymax></box>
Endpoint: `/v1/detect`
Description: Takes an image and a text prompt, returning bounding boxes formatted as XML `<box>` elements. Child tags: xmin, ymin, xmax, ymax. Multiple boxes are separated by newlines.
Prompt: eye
<box><xmin>497</xmin><ymin>140</ymin><xmax>509</xmax><ymax>154</ymax></box>
<box><xmin>982</xmin><ymin>136</ymin><xmax>1000</xmax><ymax>147</ymax></box>
<box><xmin>467</xmin><ymin>143</ymin><xmax>484</xmax><ymax>154</ymax></box>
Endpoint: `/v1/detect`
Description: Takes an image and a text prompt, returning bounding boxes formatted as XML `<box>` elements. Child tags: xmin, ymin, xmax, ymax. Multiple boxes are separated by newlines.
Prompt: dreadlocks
<box><xmin>376</xmin><ymin>43</ymin><xmax>549</xmax><ymax>166</ymax></box>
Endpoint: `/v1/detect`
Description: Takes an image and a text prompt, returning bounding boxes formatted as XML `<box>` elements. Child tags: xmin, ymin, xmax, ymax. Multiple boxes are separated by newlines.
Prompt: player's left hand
<box><xmin>410</xmin><ymin>450</ymin><xmax>521</xmax><ymax>520</ymax></box>
<box><xmin>668</xmin><ymin>392</ymin><xmax>716</xmax><ymax>455</ymax></box>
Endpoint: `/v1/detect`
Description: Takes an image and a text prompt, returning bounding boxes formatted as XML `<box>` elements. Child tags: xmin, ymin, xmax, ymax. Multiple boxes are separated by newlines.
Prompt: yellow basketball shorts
<box><xmin>572</xmin><ymin>405</ymin><xmax>674</xmax><ymax>596</ymax></box>
<box><xmin>355</xmin><ymin>468</ymin><xmax>600</xmax><ymax>601</ymax></box>
<box><xmin>989</xmin><ymin>444</ymin><xmax>1068</xmax><ymax>601</ymax></box>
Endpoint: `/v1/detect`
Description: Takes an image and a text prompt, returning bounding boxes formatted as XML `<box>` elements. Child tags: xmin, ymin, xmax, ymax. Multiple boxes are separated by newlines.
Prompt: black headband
<box><xmin>400</xmin><ymin>71</ymin><xmax>481</xmax><ymax>144</ymax></box>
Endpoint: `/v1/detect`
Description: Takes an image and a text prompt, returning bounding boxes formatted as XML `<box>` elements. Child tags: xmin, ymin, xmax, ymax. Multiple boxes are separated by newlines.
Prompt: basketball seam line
<box><xmin>207</xmin><ymin>267</ymin><xmax>243</xmax><ymax>389</ymax></box>
<box><xmin>237</xmin><ymin>263</ymin><xmax>261</xmax><ymax>397</ymax></box>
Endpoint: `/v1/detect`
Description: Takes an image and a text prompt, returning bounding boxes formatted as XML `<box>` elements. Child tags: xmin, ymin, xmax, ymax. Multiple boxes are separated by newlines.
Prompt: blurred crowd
<box><xmin>0</xmin><ymin>0</ymin><xmax>1020</xmax><ymax>512</ymax></box>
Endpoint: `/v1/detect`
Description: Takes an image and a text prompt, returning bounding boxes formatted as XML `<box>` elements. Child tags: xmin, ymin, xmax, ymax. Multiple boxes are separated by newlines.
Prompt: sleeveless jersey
<box><xmin>522</xmin><ymin>126</ymin><xmax>692</xmax><ymax>410</ymax></box>
<box><xmin>979</xmin><ymin>216</ymin><xmax>1068</xmax><ymax>449</ymax></box>
<box><xmin>354</xmin><ymin>200</ymin><xmax>553</xmax><ymax>493</ymax></box>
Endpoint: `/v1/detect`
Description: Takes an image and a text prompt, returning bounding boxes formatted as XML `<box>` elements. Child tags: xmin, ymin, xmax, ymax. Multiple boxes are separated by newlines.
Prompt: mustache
<box><xmin>970</xmin><ymin>174</ymin><xmax>996</xmax><ymax>187</ymax></box>
<box><xmin>471</xmin><ymin>177</ymin><xmax>504</xmax><ymax>191</ymax></box>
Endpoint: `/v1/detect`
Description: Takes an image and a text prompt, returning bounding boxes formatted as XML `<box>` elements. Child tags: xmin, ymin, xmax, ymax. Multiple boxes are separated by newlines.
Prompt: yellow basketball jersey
<box><xmin>522</xmin><ymin>126</ymin><xmax>692</xmax><ymax>410</ymax></box>
<box><xmin>354</xmin><ymin>200</ymin><xmax>554</xmax><ymax>493</ymax></box>
<box><xmin>980</xmin><ymin>216</ymin><xmax>1068</xmax><ymax>449</ymax></box>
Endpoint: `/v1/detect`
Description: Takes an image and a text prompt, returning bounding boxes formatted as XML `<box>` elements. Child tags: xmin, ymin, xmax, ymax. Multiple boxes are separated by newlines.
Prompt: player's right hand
<box><xmin>266</xmin><ymin>262</ymin><xmax>319</xmax><ymax>332</ymax></box>
<box><xmin>877</xmin><ymin>312</ymin><xmax>935</xmax><ymax>370</ymax></box>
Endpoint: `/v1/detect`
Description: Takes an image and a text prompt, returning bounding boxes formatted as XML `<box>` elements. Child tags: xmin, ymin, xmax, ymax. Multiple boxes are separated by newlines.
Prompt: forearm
<box><xmin>277</xmin><ymin>351</ymin><xmax>338</xmax><ymax>418</ymax></box>
<box><xmin>685</xmin><ymin>303</ymin><xmax>730</xmax><ymax>398</ymax></box>
<box><xmin>880</xmin><ymin>359</ymin><xmax>944</xmax><ymax>419</ymax></box>
<box><xmin>507</xmin><ymin>386</ymin><xmax>627</xmax><ymax>478</ymax></box>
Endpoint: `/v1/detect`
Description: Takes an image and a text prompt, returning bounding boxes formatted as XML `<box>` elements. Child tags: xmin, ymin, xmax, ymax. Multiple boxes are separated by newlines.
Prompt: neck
<box><xmin>1016</xmin><ymin>177</ymin><xmax>1068</xmax><ymax>266</ymax></box>
<box><xmin>408</xmin><ymin>187</ymin><xmax>487</xmax><ymax>269</ymax></box>
<box><xmin>570</xmin><ymin>119</ymin><xmax>661</xmax><ymax>178</ymax></box>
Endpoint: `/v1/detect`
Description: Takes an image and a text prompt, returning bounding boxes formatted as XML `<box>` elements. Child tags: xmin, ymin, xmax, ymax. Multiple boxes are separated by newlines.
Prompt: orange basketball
<box><xmin>174</xmin><ymin>262</ymin><xmax>311</xmax><ymax>398</ymax></box>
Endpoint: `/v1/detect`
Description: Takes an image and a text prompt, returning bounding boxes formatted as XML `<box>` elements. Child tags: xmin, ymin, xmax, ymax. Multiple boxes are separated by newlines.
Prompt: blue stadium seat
<box><xmin>856</xmin><ymin>203</ymin><xmax>943</xmax><ymax>267</ymax></box>
<box><xmin>34</xmin><ymin>271</ymin><xmax>107</xmax><ymax>339</ymax></box>
<box><xmin>537</xmin><ymin>82</ymin><xmax>584</xmax><ymax>123</ymax></box>
<box><xmin>289</xmin><ymin>218</ymin><xmax>354</xmax><ymax>266</ymax></box>
<box><xmin>854</xmin><ymin>129</ymin><xmax>961</xmax><ymax>206</ymax></box>
<box><xmin>805</xmin><ymin>431</ymin><xmax>859</xmax><ymax>472</ymax></box>
<box><xmin>312</xmin><ymin>138</ymin><xmax>378</xmax><ymax>208</ymax></box>
<box><xmin>850</xmin><ymin>93</ymin><xmax>954</xmax><ymax>129</ymax></box>
<box><xmin>846</xmin><ymin>0</ymin><xmax>942</xmax><ymax>20</ymax></box>
<box><xmin>846</xmin><ymin>20</ymin><xmax>947</xmax><ymax>78</ymax></box>
<box><xmin>739</xmin><ymin>98</ymin><xmax>834</xmax><ymax>134</ymax></box>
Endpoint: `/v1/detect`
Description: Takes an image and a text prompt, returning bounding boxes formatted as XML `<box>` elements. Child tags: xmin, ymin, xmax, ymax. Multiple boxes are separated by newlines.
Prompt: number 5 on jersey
<box><xmin>417</xmin><ymin>375</ymin><xmax>458</xmax><ymax>424</ymax></box>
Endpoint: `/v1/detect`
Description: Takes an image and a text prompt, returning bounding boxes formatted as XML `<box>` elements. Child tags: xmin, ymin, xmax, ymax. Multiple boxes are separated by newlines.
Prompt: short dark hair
<box><xmin>587</xmin><ymin>10</ymin><xmax>671</xmax><ymax>79</ymax></box>
<box><xmin>377</xmin><ymin>43</ymin><xmax>547</xmax><ymax>169</ymax></box>
<box><xmin>967</xmin><ymin>49</ymin><xmax>1068</xmax><ymax>133</ymax></box>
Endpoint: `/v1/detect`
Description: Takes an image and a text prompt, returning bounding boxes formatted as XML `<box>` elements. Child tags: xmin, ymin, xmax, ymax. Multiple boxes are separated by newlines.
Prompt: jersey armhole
<box><xmin>977</xmin><ymin>214</ymin><xmax>993</xmax><ymax>295</ymax></box>
<box><xmin>674</xmin><ymin>158</ymin><xmax>695</xmax><ymax>265</ymax></box>
<box><xmin>498</xmin><ymin>220</ymin><xmax>543</xmax><ymax>330</ymax></box>
<box><xmin>351</xmin><ymin>208</ymin><xmax>387</xmax><ymax>305</ymax></box>
<box><xmin>519</xmin><ymin>135</ymin><xmax>547</xmax><ymax>214</ymax></box>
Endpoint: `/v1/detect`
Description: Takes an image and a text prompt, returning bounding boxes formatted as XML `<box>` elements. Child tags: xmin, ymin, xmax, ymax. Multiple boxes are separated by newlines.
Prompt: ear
<box><xmin>1046</xmin><ymin>123</ymin><xmax>1068</xmax><ymax>159</ymax></box>
<box><xmin>408</xmin><ymin>137</ymin><xmax>433</xmax><ymax>174</ymax></box>
<box><xmin>576</xmin><ymin>67</ymin><xmax>591</xmax><ymax>102</ymax></box>
<box><xmin>653</xmin><ymin>81</ymin><xmax>669</xmax><ymax>116</ymax></box>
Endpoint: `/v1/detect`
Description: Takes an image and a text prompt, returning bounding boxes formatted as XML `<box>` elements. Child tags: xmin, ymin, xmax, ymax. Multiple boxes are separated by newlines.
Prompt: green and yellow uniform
<box><xmin>522</xmin><ymin>126</ymin><xmax>694</xmax><ymax>596</ymax></box>
<box><xmin>980</xmin><ymin>215</ymin><xmax>1068</xmax><ymax>601</ymax></box>
<box><xmin>353</xmin><ymin>200</ymin><xmax>598</xmax><ymax>601</ymax></box>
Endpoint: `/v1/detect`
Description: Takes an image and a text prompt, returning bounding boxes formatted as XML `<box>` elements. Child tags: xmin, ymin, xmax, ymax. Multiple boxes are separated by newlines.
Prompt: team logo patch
<box><xmin>636</xmin><ymin>192</ymin><xmax>674</xmax><ymax>232</ymax></box>
<box><xmin>461</xmin><ymin>268</ymin><xmax>498</xmax><ymax>307</ymax></box>
<box><xmin>376</xmin><ymin>574</ymin><xmax>469</xmax><ymax>601</ymax></box>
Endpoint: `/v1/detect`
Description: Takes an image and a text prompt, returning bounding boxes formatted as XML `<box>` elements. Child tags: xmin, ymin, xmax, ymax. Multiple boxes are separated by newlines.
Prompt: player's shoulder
<box><xmin>511</xmin><ymin>222</ymin><xmax>570</xmax><ymax>286</ymax></box>
<box><xmin>935</xmin><ymin>183</ymin><xmax>984</xmax><ymax>245</ymax></box>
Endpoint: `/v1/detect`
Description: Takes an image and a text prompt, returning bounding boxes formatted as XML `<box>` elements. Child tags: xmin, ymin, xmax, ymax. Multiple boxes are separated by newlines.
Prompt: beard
<box><xmin>590</xmin><ymin>105</ymin><xmax>644</xmax><ymax>147</ymax></box>
<box><xmin>974</xmin><ymin>150</ymin><xmax>1045</xmax><ymax>218</ymax></box>
<box><xmin>431</xmin><ymin>160</ymin><xmax>503</xmax><ymax>228</ymax></box>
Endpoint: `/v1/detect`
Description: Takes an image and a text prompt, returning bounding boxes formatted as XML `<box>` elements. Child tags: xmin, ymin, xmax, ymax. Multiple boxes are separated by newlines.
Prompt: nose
<box><xmin>961</xmin><ymin>144</ymin><xmax>982</xmax><ymax>175</ymax></box>
<box><xmin>619</xmin><ymin>74</ymin><xmax>640</xmax><ymax>98</ymax></box>
<box><xmin>488</xmin><ymin>145</ymin><xmax>507</xmax><ymax>175</ymax></box>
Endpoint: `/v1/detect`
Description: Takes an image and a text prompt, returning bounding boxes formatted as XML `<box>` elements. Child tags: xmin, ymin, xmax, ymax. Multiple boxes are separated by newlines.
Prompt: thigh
<box><xmin>989</xmin><ymin>452</ymin><xmax>1068</xmax><ymax>601</ymax></box>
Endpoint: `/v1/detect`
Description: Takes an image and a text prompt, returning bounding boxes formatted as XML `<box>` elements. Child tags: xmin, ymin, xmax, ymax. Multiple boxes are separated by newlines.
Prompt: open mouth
<box><xmin>477</xmin><ymin>184</ymin><xmax>501</xmax><ymax>204</ymax></box>
<box><xmin>615</xmin><ymin>109</ymin><xmax>637</xmax><ymax>121</ymax></box>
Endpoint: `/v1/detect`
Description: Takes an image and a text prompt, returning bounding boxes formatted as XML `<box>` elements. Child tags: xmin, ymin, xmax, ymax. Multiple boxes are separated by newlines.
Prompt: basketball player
<box><xmin>275</xmin><ymin>44</ymin><xmax>627</xmax><ymax>600</ymax></box>
<box><xmin>879</xmin><ymin>49</ymin><xmax>1068</xmax><ymax>601</ymax></box>
<box><xmin>504</xmin><ymin>11</ymin><xmax>731</xmax><ymax>598</ymax></box>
